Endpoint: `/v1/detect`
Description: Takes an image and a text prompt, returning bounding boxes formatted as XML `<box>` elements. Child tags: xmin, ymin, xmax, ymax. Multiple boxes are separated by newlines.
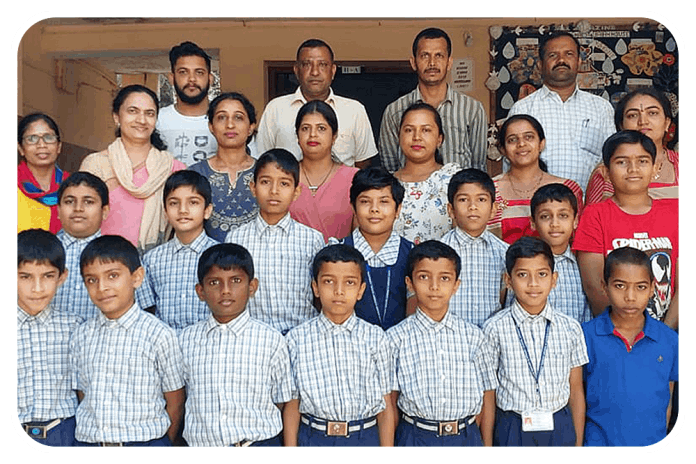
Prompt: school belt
<box><xmin>23</xmin><ymin>418</ymin><xmax>63</xmax><ymax>439</ymax></box>
<box><xmin>403</xmin><ymin>414</ymin><xmax>476</xmax><ymax>436</ymax></box>
<box><xmin>301</xmin><ymin>414</ymin><xmax>378</xmax><ymax>437</ymax></box>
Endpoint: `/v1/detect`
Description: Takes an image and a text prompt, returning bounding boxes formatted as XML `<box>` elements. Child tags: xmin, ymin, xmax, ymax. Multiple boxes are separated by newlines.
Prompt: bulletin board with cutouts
<box><xmin>486</xmin><ymin>20</ymin><xmax>678</xmax><ymax>157</ymax></box>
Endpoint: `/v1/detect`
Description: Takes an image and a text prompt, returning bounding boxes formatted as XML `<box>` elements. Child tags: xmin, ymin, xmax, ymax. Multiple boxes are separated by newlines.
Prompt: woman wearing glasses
<box><xmin>17</xmin><ymin>113</ymin><xmax>68</xmax><ymax>233</ymax></box>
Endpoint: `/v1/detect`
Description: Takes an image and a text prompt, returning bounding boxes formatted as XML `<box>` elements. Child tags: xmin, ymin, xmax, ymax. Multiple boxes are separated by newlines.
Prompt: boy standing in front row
<box><xmin>70</xmin><ymin>235</ymin><xmax>185</xmax><ymax>446</ymax></box>
<box><xmin>583</xmin><ymin>247</ymin><xmax>678</xmax><ymax>446</ymax></box>
<box><xmin>226</xmin><ymin>149</ymin><xmax>324</xmax><ymax>335</ymax></box>
<box><xmin>483</xmin><ymin>236</ymin><xmax>588</xmax><ymax>446</ymax></box>
<box><xmin>179</xmin><ymin>243</ymin><xmax>293</xmax><ymax>446</ymax></box>
<box><xmin>283</xmin><ymin>245</ymin><xmax>396</xmax><ymax>446</ymax></box>
<box><xmin>387</xmin><ymin>240</ymin><xmax>497</xmax><ymax>446</ymax></box>
<box><xmin>18</xmin><ymin>229</ymin><xmax>83</xmax><ymax>446</ymax></box>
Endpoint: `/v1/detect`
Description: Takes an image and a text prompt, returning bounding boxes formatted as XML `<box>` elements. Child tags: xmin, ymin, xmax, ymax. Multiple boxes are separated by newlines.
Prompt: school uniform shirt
<box><xmin>387</xmin><ymin>308</ymin><xmax>497</xmax><ymax>421</ymax></box>
<box><xmin>179</xmin><ymin>311</ymin><xmax>293</xmax><ymax>446</ymax></box>
<box><xmin>17</xmin><ymin>305</ymin><xmax>83</xmax><ymax>423</ymax></box>
<box><xmin>136</xmin><ymin>231</ymin><xmax>219</xmax><ymax>332</ymax></box>
<box><xmin>548</xmin><ymin>247</ymin><xmax>592</xmax><ymax>324</ymax></box>
<box><xmin>482</xmin><ymin>300</ymin><xmax>588</xmax><ymax>414</ymax></box>
<box><xmin>439</xmin><ymin>227</ymin><xmax>508</xmax><ymax>327</ymax></box>
<box><xmin>225</xmin><ymin>213</ymin><xmax>324</xmax><ymax>334</ymax></box>
<box><xmin>582</xmin><ymin>308</ymin><xmax>678</xmax><ymax>446</ymax></box>
<box><xmin>52</xmin><ymin>229</ymin><xmax>101</xmax><ymax>319</ymax></box>
<box><xmin>286</xmin><ymin>312</ymin><xmax>395</xmax><ymax>421</ymax></box>
<box><xmin>69</xmin><ymin>302</ymin><xmax>184</xmax><ymax>444</ymax></box>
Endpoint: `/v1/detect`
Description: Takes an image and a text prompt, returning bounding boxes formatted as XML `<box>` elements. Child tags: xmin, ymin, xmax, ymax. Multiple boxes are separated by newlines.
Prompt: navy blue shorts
<box><xmin>76</xmin><ymin>434</ymin><xmax>171</xmax><ymax>446</ymax></box>
<box><xmin>24</xmin><ymin>416</ymin><xmax>76</xmax><ymax>447</ymax></box>
<box><xmin>493</xmin><ymin>406</ymin><xmax>576</xmax><ymax>446</ymax></box>
<box><xmin>298</xmin><ymin>417</ymin><xmax>380</xmax><ymax>446</ymax></box>
<box><xmin>395</xmin><ymin>416</ymin><xmax>483</xmax><ymax>446</ymax></box>
<box><xmin>249</xmin><ymin>433</ymin><xmax>282</xmax><ymax>447</ymax></box>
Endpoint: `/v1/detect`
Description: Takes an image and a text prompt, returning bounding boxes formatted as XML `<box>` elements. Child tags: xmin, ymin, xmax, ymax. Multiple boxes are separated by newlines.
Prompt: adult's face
<box><xmin>410</xmin><ymin>37</ymin><xmax>453</xmax><ymax>87</ymax></box>
<box><xmin>172</xmin><ymin>55</ymin><xmax>212</xmax><ymax>105</ymax></box>
<box><xmin>541</xmin><ymin>36</ymin><xmax>581</xmax><ymax>91</ymax></box>
<box><xmin>18</xmin><ymin>119</ymin><xmax>62</xmax><ymax>169</ymax></box>
<box><xmin>294</xmin><ymin>46</ymin><xmax>336</xmax><ymax>101</ymax></box>
<box><xmin>112</xmin><ymin>91</ymin><xmax>158</xmax><ymax>145</ymax></box>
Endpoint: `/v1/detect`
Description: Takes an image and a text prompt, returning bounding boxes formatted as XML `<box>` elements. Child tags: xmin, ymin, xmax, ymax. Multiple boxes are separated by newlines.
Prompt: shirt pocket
<box><xmin>332</xmin><ymin>133</ymin><xmax>353</xmax><ymax>164</ymax></box>
<box><xmin>576</xmin><ymin>123</ymin><xmax>606</xmax><ymax>166</ymax></box>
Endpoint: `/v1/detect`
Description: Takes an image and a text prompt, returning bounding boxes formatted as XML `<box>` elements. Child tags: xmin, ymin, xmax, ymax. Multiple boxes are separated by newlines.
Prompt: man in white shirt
<box><xmin>507</xmin><ymin>32</ymin><xmax>615</xmax><ymax>192</ymax></box>
<box><xmin>255</xmin><ymin>39</ymin><xmax>377</xmax><ymax>168</ymax></box>
<box><xmin>157</xmin><ymin>41</ymin><xmax>218</xmax><ymax>166</ymax></box>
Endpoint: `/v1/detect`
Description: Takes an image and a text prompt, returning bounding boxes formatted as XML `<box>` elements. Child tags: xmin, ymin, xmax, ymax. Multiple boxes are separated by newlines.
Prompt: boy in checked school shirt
<box><xmin>483</xmin><ymin>236</ymin><xmax>588</xmax><ymax>446</ymax></box>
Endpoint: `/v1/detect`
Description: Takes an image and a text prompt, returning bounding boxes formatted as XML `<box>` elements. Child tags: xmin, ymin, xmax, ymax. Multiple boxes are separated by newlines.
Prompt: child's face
<box><xmin>312</xmin><ymin>261</ymin><xmax>366</xmax><ymax>325</ymax></box>
<box><xmin>505</xmin><ymin>254</ymin><xmax>557</xmax><ymax>315</ymax></box>
<box><xmin>57</xmin><ymin>184</ymin><xmax>109</xmax><ymax>238</ymax></box>
<box><xmin>406</xmin><ymin>257</ymin><xmax>460</xmax><ymax>318</ymax></box>
<box><xmin>607</xmin><ymin>143</ymin><xmax>656</xmax><ymax>195</ymax></box>
<box><xmin>165</xmin><ymin>185</ymin><xmax>212</xmax><ymax>238</ymax></box>
<box><xmin>17</xmin><ymin>261</ymin><xmax>67</xmax><ymax>316</ymax></box>
<box><xmin>195</xmin><ymin>265</ymin><xmax>258</xmax><ymax>324</ymax></box>
<box><xmin>604</xmin><ymin>263</ymin><xmax>654</xmax><ymax>319</ymax></box>
<box><xmin>531</xmin><ymin>199</ymin><xmax>578</xmax><ymax>255</ymax></box>
<box><xmin>353</xmin><ymin>186</ymin><xmax>401</xmax><ymax>238</ymax></box>
<box><xmin>82</xmin><ymin>259</ymin><xmax>144</xmax><ymax>319</ymax></box>
<box><xmin>399</xmin><ymin>109</ymin><xmax>443</xmax><ymax>164</ymax></box>
<box><xmin>447</xmin><ymin>183</ymin><xmax>497</xmax><ymax>237</ymax></box>
<box><xmin>250</xmin><ymin>163</ymin><xmax>301</xmax><ymax>223</ymax></box>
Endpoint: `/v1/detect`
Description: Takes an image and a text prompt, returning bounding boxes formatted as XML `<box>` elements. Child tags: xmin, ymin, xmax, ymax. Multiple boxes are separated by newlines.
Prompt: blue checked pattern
<box><xmin>387</xmin><ymin>309</ymin><xmax>497</xmax><ymax>421</ymax></box>
<box><xmin>52</xmin><ymin>229</ymin><xmax>101</xmax><ymax>319</ymax></box>
<box><xmin>225</xmin><ymin>214</ymin><xmax>324</xmax><ymax>334</ymax></box>
<box><xmin>483</xmin><ymin>301</ymin><xmax>588</xmax><ymax>414</ymax></box>
<box><xmin>286</xmin><ymin>313</ymin><xmax>395</xmax><ymax>421</ymax></box>
<box><xmin>179</xmin><ymin>311</ymin><xmax>293</xmax><ymax>446</ymax></box>
<box><xmin>17</xmin><ymin>305</ymin><xmax>83</xmax><ymax>423</ymax></box>
<box><xmin>136</xmin><ymin>232</ymin><xmax>219</xmax><ymax>332</ymax></box>
<box><xmin>549</xmin><ymin>248</ymin><xmax>592</xmax><ymax>323</ymax></box>
<box><xmin>439</xmin><ymin>228</ymin><xmax>509</xmax><ymax>327</ymax></box>
<box><xmin>69</xmin><ymin>303</ymin><xmax>184</xmax><ymax>443</ymax></box>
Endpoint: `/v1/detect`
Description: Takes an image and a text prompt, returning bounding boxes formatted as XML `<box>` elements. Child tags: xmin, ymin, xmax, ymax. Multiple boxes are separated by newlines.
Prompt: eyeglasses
<box><xmin>23</xmin><ymin>134</ymin><xmax>59</xmax><ymax>144</ymax></box>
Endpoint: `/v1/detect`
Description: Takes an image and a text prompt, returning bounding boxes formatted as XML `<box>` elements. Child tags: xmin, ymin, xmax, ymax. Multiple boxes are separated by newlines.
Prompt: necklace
<box><xmin>653</xmin><ymin>150</ymin><xmax>666</xmax><ymax>180</ymax></box>
<box><xmin>507</xmin><ymin>171</ymin><xmax>544</xmax><ymax>198</ymax></box>
<box><xmin>302</xmin><ymin>162</ymin><xmax>335</xmax><ymax>195</ymax></box>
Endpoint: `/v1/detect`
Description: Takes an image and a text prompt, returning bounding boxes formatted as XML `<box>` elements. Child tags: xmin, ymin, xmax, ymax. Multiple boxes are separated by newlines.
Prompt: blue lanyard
<box><xmin>365</xmin><ymin>264</ymin><xmax>391</xmax><ymax>326</ymax></box>
<box><xmin>514</xmin><ymin>318</ymin><xmax>551</xmax><ymax>407</ymax></box>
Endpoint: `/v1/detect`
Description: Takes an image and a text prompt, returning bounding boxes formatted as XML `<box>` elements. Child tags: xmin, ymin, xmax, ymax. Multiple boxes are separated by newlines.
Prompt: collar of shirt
<box><xmin>292</xmin><ymin>86</ymin><xmax>336</xmax><ymax>107</ymax></box>
<box><xmin>95</xmin><ymin>301</ymin><xmax>141</xmax><ymax>329</ymax></box>
<box><xmin>540</xmin><ymin>84</ymin><xmax>580</xmax><ymax>103</ymax></box>
<box><xmin>318</xmin><ymin>311</ymin><xmax>358</xmax><ymax>334</ymax></box>
<box><xmin>511</xmin><ymin>299</ymin><xmax>555</xmax><ymax>326</ymax></box>
<box><xmin>554</xmin><ymin>245</ymin><xmax>577</xmax><ymax>264</ymax></box>
<box><xmin>172</xmin><ymin>230</ymin><xmax>211</xmax><ymax>254</ymax></box>
<box><xmin>413</xmin><ymin>306</ymin><xmax>456</xmax><ymax>333</ymax></box>
<box><xmin>415</xmin><ymin>84</ymin><xmax>453</xmax><ymax>108</ymax></box>
<box><xmin>204</xmin><ymin>310</ymin><xmax>251</xmax><ymax>337</ymax></box>
<box><xmin>352</xmin><ymin>228</ymin><xmax>400</xmax><ymax>267</ymax></box>
<box><xmin>594</xmin><ymin>308</ymin><xmax>661</xmax><ymax>343</ymax></box>
<box><xmin>57</xmin><ymin>229</ymin><xmax>102</xmax><ymax>248</ymax></box>
<box><xmin>453</xmin><ymin>227</ymin><xmax>493</xmax><ymax>248</ymax></box>
<box><xmin>17</xmin><ymin>304</ymin><xmax>54</xmax><ymax>327</ymax></box>
<box><xmin>254</xmin><ymin>212</ymin><xmax>293</xmax><ymax>237</ymax></box>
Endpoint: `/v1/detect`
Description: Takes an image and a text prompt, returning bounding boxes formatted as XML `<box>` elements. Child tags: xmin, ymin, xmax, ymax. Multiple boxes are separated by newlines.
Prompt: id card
<box><xmin>521</xmin><ymin>410</ymin><xmax>554</xmax><ymax>432</ymax></box>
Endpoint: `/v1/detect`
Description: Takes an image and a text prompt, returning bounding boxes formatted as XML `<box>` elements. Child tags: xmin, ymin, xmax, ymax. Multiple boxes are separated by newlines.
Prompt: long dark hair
<box><xmin>207</xmin><ymin>92</ymin><xmax>257</xmax><ymax>147</ymax></box>
<box><xmin>112</xmin><ymin>84</ymin><xmax>167</xmax><ymax>151</ymax></box>
<box><xmin>18</xmin><ymin>112</ymin><xmax>61</xmax><ymax>144</ymax></box>
<box><xmin>498</xmin><ymin>114</ymin><xmax>548</xmax><ymax>172</ymax></box>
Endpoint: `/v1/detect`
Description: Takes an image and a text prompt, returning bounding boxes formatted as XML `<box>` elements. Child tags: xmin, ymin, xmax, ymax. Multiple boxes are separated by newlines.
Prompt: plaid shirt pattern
<box><xmin>179</xmin><ymin>311</ymin><xmax>293</xmax><ymax>446</ymax></box>
<box><xmin>225</xmin><ymin>214</ymin><xmax>324</xmax><ymax>334</ymax></box>
<box><xmin>548</xmin><ymin>247</ymin><xmax>592</xmax><ymax>323</ymax></box>
<box><xmin>69</xmin><ymin>303</ymin><xmax>184</xmax><ymax>443</ymax></box>
<box><xmin>387</xmin><ymin>308</ymin><xmax>497</xmax><ymax>420</ymax></box>
<box><xmin>17</xmin><ymin>305</ymin><xmax>83</xmax><ymax>423</ymax></box>
<box><xmin>286</xmin><ymin>313</ymin><xmax>395</xmax><ymax>421</ymax></box>
<box><xmin>52</xmin><ymin>229</ymin><xmax>101</xmax><ymax>319</ymax></box>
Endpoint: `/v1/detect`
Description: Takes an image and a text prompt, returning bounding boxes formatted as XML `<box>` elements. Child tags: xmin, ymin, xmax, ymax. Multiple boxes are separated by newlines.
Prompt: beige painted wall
<box><xmin>19</xmin><ymin>17</ymin><xmax>657</xmax><ymax>163</ymax></box>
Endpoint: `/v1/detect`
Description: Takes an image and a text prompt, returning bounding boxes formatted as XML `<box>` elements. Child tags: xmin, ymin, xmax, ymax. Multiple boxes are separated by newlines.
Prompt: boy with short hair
<box><xmin>70</xmin><ymin>235</ymin><xmax>185</xmax><ymax>446</ymax></box>
<box><xmin>283</xmin><ymin>244</ymin><xmax>396</xmax><ymax>446</ymax></box>
<box><xmin>330</xmin><ymin>166</ymin><xmax>414</xmax><ymax>329</ymax></box>
<box><xmin>179</xmin><ymin>243</ymin><xmax>293</xmax><ymax>446</ymax></box>
<box><xmin>225</xmin><ymin>149</ymin><xmax>324</xmax><ymax>335</ymax></box>
<box><xmin>530</xmin><ymin>183</ymin><xmax>591</xmax><ymax>323</ymax></box>
<box><xmin>387</xmin><ymin>240</ymin><xmax>497</xmax><ymax>446</ymax></box>
<box><xmin>136</xmin><ymin>170</ymin><xmax>218</xmax><ymax>331</ymax></box>
<box><xmin>439</xmin><ymin>168</ymin><xmax>508</xmax><ymax>327</ymax></box>
<box><xmin>574</xmin><ymin>130</ymin><xmax>678</xmax><ymax>328</ymax></box>
<box><xmin>18</xmin><ymin>229</ymin><xmax>83</xmax><ymax>446</ymax></box>
<box><xmin>53</xmin><ymin>171</ymin><xmax>110</xmax><ymax>319</ymax></box>
<box><xmin>483</xmin><ymin>236</ymin><xmax>588</xmax><ymax>446</ymax></box>
<box><xmin>582</xmin><ymin>247</ymin><xmax>678</xmax><ymax>446</ymax></box>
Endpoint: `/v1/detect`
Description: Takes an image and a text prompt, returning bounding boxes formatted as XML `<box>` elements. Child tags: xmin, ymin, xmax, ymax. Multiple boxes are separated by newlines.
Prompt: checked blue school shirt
<box><xmin>52</xmin><ymin>229</ymin><xmax>101</xmax><ymax>319</ymax></box>
<box><xmin>548</xmin><ymin>246</ymin><xmax>592</xmax><ymax>324</ymax></box>
<box><xmin>225</xmin><ymin>213</ymin><xmax>324</xmax><ymax>334</ymax></box>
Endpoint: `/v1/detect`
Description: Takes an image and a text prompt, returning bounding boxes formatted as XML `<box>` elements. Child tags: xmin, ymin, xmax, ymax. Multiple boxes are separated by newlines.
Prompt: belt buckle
<box><xmin>438</xmin><ymin>421</ymin><xmax>459</xmax><ymax>437</ymax></box>
<box><xmin>100</xmin><ymin>442</ymin><xmax>124</xmax><ymax>447</ymax></box>
<box><xmin>25</xmin><ymin>425</ymin><xmax>47</xmax><ymax>439</ymax></box>
<box><xmin>326</xmin><ymin>421</ymin><xmax>349</xmax><ymax>437</ymax></box>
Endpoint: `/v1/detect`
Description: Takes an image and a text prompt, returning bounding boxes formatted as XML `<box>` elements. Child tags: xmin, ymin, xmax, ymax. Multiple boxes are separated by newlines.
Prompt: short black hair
<box><xmin>349</xmin><ymin>167</ymin><xmax>405</xmax><ymax>208</ymax></box>
<box><xmin>412</xmin><ymin>27</ymin><xmax>452</xmax><ymax>57</ymax></box>
<box><xmin>254</xmin><ymin>149</ymin><xmax>300</xmax><ymax>187</ymax></box>
<box><xmin>80</xmin><ymin>235</ymin><xmax>141</xmax><ymax>276</ymax></box>
<box><xmin>539</xmin><ymin>31</ymin><xmax>581</xmax><ymax>61</ymax></box>
<box><xmin>18</xmin><ymin>229</ymin><xmax>66</xmax><ymax>273</ymax></box>
<box><xmin>406</xmin><ymin>240</ymin><xmax>461</xmax><ymax>280</ymax></box>
<box><xmin>197</xmin><ymin>243</ymin><xmax>254</xmax><ymax>284</ymax></box>
<box><xmin>163</xmin><ymin>170</ymin><xmax>212</xmax><ymax>208</ymax></box>
<box><xmin>169</xmin><ymin>41</ymin><xmax>211</xmax><ymax>72</ymax></box>
<box><xmin>311</xmin><ymin>244</ymin><xmax>366</xmax><ymax>284</ymax></box>
<box><xmin>602</xmin><ymin>130</ymin><xmax>656</xmax><ymax>167</ymax></box>
<box><xmin>295</xmin><ymin>100</ymin><xmax>338</xmax><ymax>135</ymax></box>
<box><xmin>604</xmin><ymin>246</ymin><xmax>654</xmax><ymax>283</ymax></box>
<box><xmin>296</xmin><ymin>38</ymin><xmax>334</xmax><ymax>61</ymax></box>
<box><xmin>447</xmin><ymin>168</ymin><xmax>495</xmax><ymax>205</ymax></box>
<box><xmin>530</xmin><ymin>183</ymin><xmax>578</xmax><ymax>218</ymax></box>
<box><xmin>505</xmin><ymin>236</ymin><xmax>555</xmax><ymax>275</ymax></box>
<box><xmin>400</xmin><ymin>102</ymin><xmax>445</xmax><ymax>165</ymax></box>
<box><xmin>57</xmin><ymin>171</ymin><xmax>109</xmax><ymax>207</ymax></box>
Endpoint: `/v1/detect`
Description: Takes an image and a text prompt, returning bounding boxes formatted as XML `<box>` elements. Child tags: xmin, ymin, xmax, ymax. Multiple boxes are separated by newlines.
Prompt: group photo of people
<box><xmin>16</xmin><ymin>16</ymin><xmax>679</xmax><ymax>450</ymax></box>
